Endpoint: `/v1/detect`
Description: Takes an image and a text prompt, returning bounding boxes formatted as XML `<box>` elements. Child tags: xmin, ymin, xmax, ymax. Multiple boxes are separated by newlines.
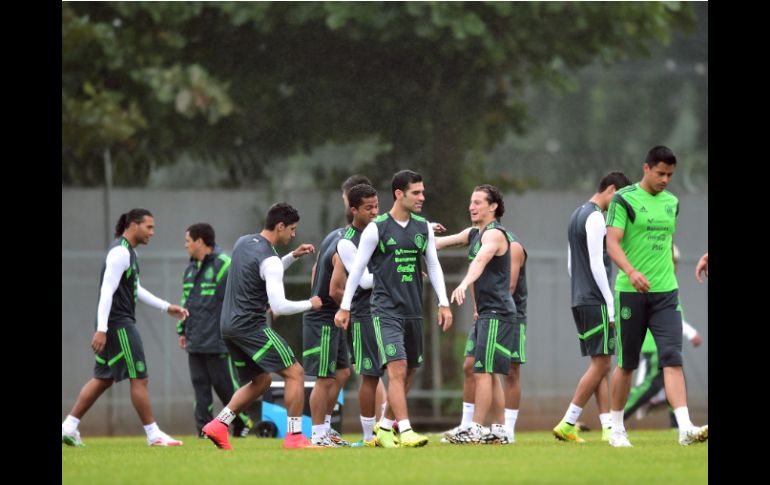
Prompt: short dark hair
<box><xmin>473</xmin><ymin>184</ymin><xmax>505</xmax><ymax>220</ymax></box>
<box><xmin>391</xmin><ymin>170</ymin><xmax>423</xmax><ymax>200</ymax></box>
<box><xmin>347</xmin><ymin>184</ymin><xmax>378</xmax><ymax>210</ymax></box>
<box><xmin>645</xmin><ymin>145</ymin><xmax>677</xmax><ymax>167</ymax></box>
<box><xmin>341</xmin><ymin>174</ymin><xmax>372</xmax><ymax>195</ymax></box>
<box><xmin>187</xmin><ymin>223</ymin><xmax>216</xmax><ymax>247</ymax></box>
<box><xmin>265</xmin><ymin>202</ymin><xmax>300</xmax><ymax>230</ymax></box>
<box><xmin>598</xmin><ymin>171</ymin><xmax>632</xmax><ymax>192</ymax></box>
<box><xmin>114</xmin><ymin>208</ymin><xmax>152</xmax><ymax>238</ymax></box>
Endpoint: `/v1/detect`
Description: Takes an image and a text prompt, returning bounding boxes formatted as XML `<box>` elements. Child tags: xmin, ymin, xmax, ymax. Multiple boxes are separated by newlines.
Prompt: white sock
<box><xmin>216</xmin><ymin>407</ymin><xmax>236</xmax><ymax>426</ymax></box>
<box><xmin>563</xmin><ymin>403</ymin><xmax>582</xmax><ymax>425</ymax></box>
<box><xmin>62</xmin><ymin>415</ymin><xmax>80</xmax><ymax>434</ymax></box>
<box><xmin>504</xmin><ymin>408</ymin><xmax>519</xmax><ymax>436</ymax></box>
<box><xmin>398</xmin><ymin>419</ymin><xmax>412</xmax><ymax>432</ymax></box>
<box><xmin>312</xmin><ymin>424</ymin><xmax>326</xmax><ymax>442</ymax></box>
<box><xmin>673</xmin><ymin>407</ymin><xmax>694</xmax><ymax>431</ymax></box>
<box><xmin>143</xmin><ymin>422</ymin><xmax>160</xmax><ymax>438</ymax></box>
<box><xmin>461</xmin><ymin>402</ymin><xmax>475</xmax><ymax>427</ymax></box>
<box><xmin>379</xmin><ymin>417</ymin><xmax>394</xmax><ymax>430</ymax></box>
<box><xmin>287</xmin><ymin>416</ymin><xmax>302</xmax><ymax>435</ymax></box>
<box><xmin>599</xmin><ymin>413</ymin><xmax>613</xmax><ymax>429</ymax></box>
<box><xmin>361</xmin><ymin>415</ymin><xmax>376</xmax><ymax>441</ymax></box>
<box><xmin>324</xmin><ymin>414</ymin><xmax>332</xmax><ymax>431</ymax></box>
<box><xmin>610</xmin><ymin>410</ymin><xmax>625</xmax><ymax>432</ymax></box>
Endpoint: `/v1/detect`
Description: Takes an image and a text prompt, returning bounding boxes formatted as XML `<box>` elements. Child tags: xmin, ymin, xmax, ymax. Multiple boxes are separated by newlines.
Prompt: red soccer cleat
<box><xmin>283</xmin><ymin>432</ymin><xmax>324</xmax><ymax>449</ymax></box>
<box><xmin>202</xmin><ymin>419</ymin><xmax>232</xmax><ymax>450</ymax></box>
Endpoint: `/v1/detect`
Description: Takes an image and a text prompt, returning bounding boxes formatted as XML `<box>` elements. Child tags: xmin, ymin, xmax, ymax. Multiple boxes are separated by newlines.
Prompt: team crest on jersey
<box><xmin>465</xmin><ymin>339</ymin><xmax>474</xmax><ymax>353</ymax></box>
<box><xmin>329</xmin><ymin>361</ymin><xmax>336</xmax><ymax>373</ymax></box>
<box><xmin>363</xmin><ymin>358</ymin><xmax>373</xmax><ymax>370</ymax></box>
<box><xmin>414</xmin><ymin>233</ymin><xmax>425</xmax><ymax>250</ymax></box>
<box><xmin>136</xmin><ymin>361</ymin><xmax>146</xmax><ymax>373</ymax></box>
<box><xmin>608</xmin><ymin>338</ymin><xmax>615</xmax><ymax>350</ymax></box>
<box><xmin>386</xmin><ymin>344</ymin><xmax>397</xmax><ymax>356</ymax></box>
<box><xmin>621</xmin><ymin>307</ymin><xmax>632</xmax><ymax>320</ymax></box>
<box><xmin>205</xmin><ymin>267</ymin><xmax>214</xmax><ymax>280</ymax></box>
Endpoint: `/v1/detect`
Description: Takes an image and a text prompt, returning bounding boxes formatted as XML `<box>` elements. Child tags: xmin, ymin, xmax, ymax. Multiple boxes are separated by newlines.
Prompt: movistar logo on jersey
<box><xmin>621</xmin><ymin>307</ymin><xmax>632</xmax><ymax>320</ymax></box>
<box><xmin>386</xmin><ymin>344</ymin><xmax>397</xmax><ymax>356</ymax></box>
<box><xmin>363</xmin><ymin>358</ymin><xmax>373</xmax><ymax>370</ymax></box>
<box><xmin>386</xmin><ymin>237</ymin><xmax>397</xmax><ymax>246</ymax></box>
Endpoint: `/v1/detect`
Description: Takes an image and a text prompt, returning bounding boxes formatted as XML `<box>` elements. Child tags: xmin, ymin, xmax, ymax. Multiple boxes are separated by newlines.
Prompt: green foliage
<box><xmin>62</xmin><ymin>2</ymin><xmax>696</xmax><ymax>215</ymax></box>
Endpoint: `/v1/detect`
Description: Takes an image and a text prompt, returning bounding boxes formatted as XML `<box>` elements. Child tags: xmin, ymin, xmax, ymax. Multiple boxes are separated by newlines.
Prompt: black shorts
<box><xmin>224</xmin><ymin>326</ymin><xmax>297</xmax><ymax>382</ymax></box>
<box><xmin>472</xmin><ymin>317</ymin><xmax>516</xmax><ymax>375</ymax></box>
<box><xmin>616</xmin><ymin>290</ymin><xmax>682</xmax><ymax>370</ymax></box>
<box><xmin>372</xmin><ymin>314</ymin><xmax>423</xmax><ymax>369</ymax></box>
<box><xmin>572</xmin><ymin>304</ymin><xmax>615</xmax><ymax>357</ymax></box>
<box><xmin>350</xmin><ymin>313</ymin><xmax>384</xmax><ymax>377</ymax></box>
<box><xmin>302</xmin><ymin>314</ymin><xmax>350</xmax><ymax>378</ymax></box>
<box><xmin>466</xmin><ymin>320</ymin><xmax>527</xmax><ymax>364</ymax></box>
<box><xmin>94</xmin><ymin>324</ymin><xmax>148</xmax><ymax>382</ymax></box>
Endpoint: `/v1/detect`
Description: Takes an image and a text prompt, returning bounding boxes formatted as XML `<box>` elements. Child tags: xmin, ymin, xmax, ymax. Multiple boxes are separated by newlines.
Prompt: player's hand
<box><xmin>92</xmin><ymin>331</ymin><xmax>107</xmax><ymax>355</ymax></box>
<box><xmin>438</xmin><ymin>305</ymin><xmax>453</xmax><ymax>331</ymax></box>
<box><xmin>695</xmin><ymin>252</ymin><xmax>708</xmax><ymax>283</ymax></box>
<box><xmin>628</xmin><ymin>269</ymin><xmax>650</xmax><ymax>293</ymax></box>
<box><xmin>178</xmin><ymin>335</ymin><xmax>187</xmax><ymax>349</ymax></box>
<box><xmin>292</xmin><ymin>244</ymin><xmax>316</xmax><ymax>258</ymax></box>
<box><xmin>168</xmin><ymin>304</ymin><xmax>189</xmax><ymax>320</ymax></box>
<box><xmin>430</xmin><ymin>222</ymin><xmax>447</xmax><ymax>234</ymax></box>
<box><xmin>334</xmin><ymin>309</ymin><xmax>350</xmax><ymax>330</ymax></box>
<box><xmin>451</xmin><ymin>284</ymin><xmax>468</xmax><ymax>305</ymax></box>
<box><xmin>690</xmin><ymin>333</ymin><xmax>702</xmax><ymax>347</ymax></box>
<box><xmin>309</xmin><ymin>295</ymin><xmax>322</xmax><ymax>310</ymax></box>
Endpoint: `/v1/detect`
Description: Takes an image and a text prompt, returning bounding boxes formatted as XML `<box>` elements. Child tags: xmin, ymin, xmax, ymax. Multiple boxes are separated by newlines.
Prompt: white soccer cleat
<box><xmin>679</xmin><ymin>425</ymin><xmax>708</xmax><ymax>446</ymax></box>
<box><xmin>608</xmin><ymin>429</ymin><xmax>633</xmax><ymax>447</ymax></box>
<box><xmin>62</xmin><ymin>429</ymin><xmax>85</xmax><ymax>447</ymax></box>
<box><xmin>148</xmin><ymin>430</ymin><xmax>184</xmax><ymax>446</ymax></box>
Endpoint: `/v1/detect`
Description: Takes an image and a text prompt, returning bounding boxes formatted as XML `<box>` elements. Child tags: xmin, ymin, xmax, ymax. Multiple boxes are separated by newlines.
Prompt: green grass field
<box><xmin>62</xmin><ymin>430</ymin><xmax>707</xmax><ymax>484</ymax></box>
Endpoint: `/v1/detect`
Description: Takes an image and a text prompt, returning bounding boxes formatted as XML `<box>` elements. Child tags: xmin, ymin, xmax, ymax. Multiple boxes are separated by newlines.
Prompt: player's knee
<box><xmin>463</xmin><ymin>357</ymin><xmax>475</xmax><ymax>376</ymax></box>
<box><xmin>336</xmin><ymin>367</ymin><xmax>351</xmax><ymax>381</ymax></box>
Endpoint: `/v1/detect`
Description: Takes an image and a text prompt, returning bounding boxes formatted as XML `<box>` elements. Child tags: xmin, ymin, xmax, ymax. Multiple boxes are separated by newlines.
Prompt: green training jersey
<box><xmin>606</xmin><ymin>183</ymin><xmax>679</xmax><ymax>293</ymax></box>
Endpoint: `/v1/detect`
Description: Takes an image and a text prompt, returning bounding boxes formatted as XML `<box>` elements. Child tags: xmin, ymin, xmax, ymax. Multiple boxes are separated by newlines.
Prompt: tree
<box><xmin>62</xmin><ymin>2</ymin><xmax>695</xmax><ymax>225</ymax></box>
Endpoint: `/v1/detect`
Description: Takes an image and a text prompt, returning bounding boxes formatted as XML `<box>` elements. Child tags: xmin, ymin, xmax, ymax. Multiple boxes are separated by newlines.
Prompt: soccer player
<box><xmin>552</xmin><ymin>171</ymin><xmax>631</xmax><ymax>443</ymax></box>
<box><xmin>329</xmin><ymin>183</ymin><xmax>381</xmax><ymax>446</ymax></box>
<box><xmin>201</xmin><ymin>203</ymin><xmax>321</xmax><ymax>450</ymax></box>
<box><xmin>335</xmin><ymin>170</ymin><xmax>453</xmax><ymax>448</ymax></box>
<box><xmin>605</xmin><ymin>146</ymin><xmax>708</xmax><ymax>447</ymax></box>
<box><xmin>178</xmin><ymin>223</ymin><xmax>251</xmax><ymax>438</ymax></box>
<box><xmin>62</xmin><ymin>209</ymin><xmax>189</xmax><ymax>447</ymax></box>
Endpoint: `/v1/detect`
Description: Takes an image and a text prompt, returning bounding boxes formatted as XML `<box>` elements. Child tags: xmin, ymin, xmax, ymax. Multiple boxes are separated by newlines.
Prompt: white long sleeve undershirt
<box><xmin>96</xmin><ymin>245</ymin><xmax>170</xmax><ymax>332</ymax></box>
<box><xmin>585</xmin><ymin>211</ymin><xmax>615</xmax><ymax>321</ymax></box>
<box><xmin>337</xmin><ymin>238</ymin><xmax>373</xmax><ymax>289</ymax></box>
<box><xmin>260</xmin><ymin>256</ymin><xmax>312</xmax><ymax>315</ymax></box>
